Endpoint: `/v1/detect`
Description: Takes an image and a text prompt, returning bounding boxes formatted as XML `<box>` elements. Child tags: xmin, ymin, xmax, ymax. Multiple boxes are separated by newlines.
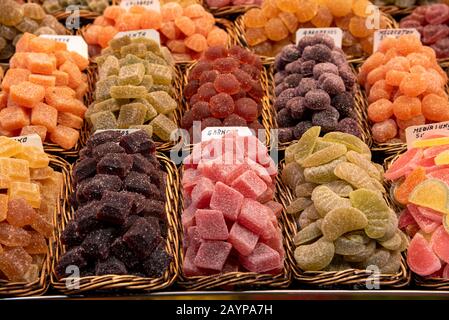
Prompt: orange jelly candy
<box><xmin>394</xmin><ymin>166</ymin><xmax>427</xmax><ymax>205</ymax></box>
<box><xmin>10</xmin><ymin>81</ymin><xmax>45</xmax><ymax>108</ymax></box>
<box><xmin>392</xmin><ymin>96</ymin><xmax>422</xmax><ymax>121</ymax></box>
<box><xmin>49</xmin><ymin>125</ymin><xmax>79</xmax><ymax>150</ymax></box>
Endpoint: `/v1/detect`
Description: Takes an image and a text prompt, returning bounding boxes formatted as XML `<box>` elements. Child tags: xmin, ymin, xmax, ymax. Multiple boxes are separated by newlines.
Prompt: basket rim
<box><xmin>176</xmin><ymin>165</ymin><xmax>292</xmax><ymax>290</ymax></box>
<box><xmin>277</xmin><ymin>159</ymin><xmax>411</xmax><ymax>288</ymax></box>
<box><xmin>0</xmin><ymin>155</ymin><xmax>70</xmax><ymax>297</ymax></box>
<box><xmin>50</xmin><ymin>152</ymin><xmax>181</xmax><ymax>294</ymax></box>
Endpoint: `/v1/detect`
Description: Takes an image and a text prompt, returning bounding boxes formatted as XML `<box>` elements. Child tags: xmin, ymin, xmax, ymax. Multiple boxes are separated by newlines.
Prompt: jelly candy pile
<box><xmin>0</xmin><ymin>33</ymin><xmax>90</xmax><ymax>150</ymax></box>
<box><xmin>181</xmin><ymin>45</ymin><xmax>264</xmax><ymax>141</ymax></box>
<box><xmin>56</xmin><ymin>130</ymin><xmax>172</xmax><ymax>278</ymax></box>
<box><xmin>242</xmin><ymin>0</ymin><xmax>388</xmax><ymax>57</ymax></box>
<box><xmin>181</xmin><ymin>133</ymin><xmax>284</xmax><ymax>275</ymax></box>
<box><xmin>359</xmin><ymin>34</ymin><xmax>449</xmax><ymax>144</ymax></box>
<box><xmin>206</xmin><ymin>0</ymin><xmax>262</xmax><ymax>9</ymax></box>
<box><xmin>285</xmin><ymin>127</ymin><xmax>406</xmax><ymax>272</ymax></box>
<box><xmin>400</xmin><ymin>4</ymin><xmax>449</xmax><ymax>59</ymax></box>
<box><xmin>386</xmin><ymin>134</ymin><xmax>449</xmax><ymax>278</ymax></box>
<box><xmin>0</xmin><ymin>0</ymin><xmax>66</xmax><ymax>61</ymax></box>
<box><xmin>87</xmin><ymin>36</ymin><xmax>178</xmax><ymax>142</ymax></box>
<box><xmin>42</xmin><ymin>0</ymin><xmax>109</xmax><ymax>15</ymax></box>
<box><xmin>274</xmin><ymin>34</ymin><xmax>360</xmax><ymax>144</ymax></box>
<box><xmin>0</xmin><ymin>136</ymin><xmax>61</xmax><ymax>282</ymax></box>
<box><xmin>83</xmin><ymin>3</ymin><xmax>229</xmax><ymax>61</ymax></box>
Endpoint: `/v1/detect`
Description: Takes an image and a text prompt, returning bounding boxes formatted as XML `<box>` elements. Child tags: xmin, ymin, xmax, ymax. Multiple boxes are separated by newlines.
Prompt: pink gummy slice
<box><xmin>191</xmin><ymin>177</ymin><xmax>214</xmax><ymax>208</ymax></box>
<box><xmin>385</xmin><ymin>148</ymin><xmax>423</xmax><ymax>180</ymax></box>
<box><xmin>423</xmin><ymin>144</ymin><xmax>449</xmax><ymax>159</ymax></box>
<box><xmin>238</xmin><ymin>198</ymin><xmax>271</xmax><ymax>236</ymax></box>
<box><xmin>426</xmin><ymin>266</ymin><xmax>445</xmax><ymax>279</ymax></box>
<box><xmin>240</xmin><ymin>242</ymin><xmax>281</xmax><ymax>273</ymax></box>
<box><xmin>407</xmin><ymin>233</ymin><xmax>442</xmax><ymax>276</ymax></box>
<box><xmin>431</xmin><ymin>226</ymin><xmax>449</xmax><ymax>264</ymax></box>
<box><xmin>398</xmin><ymin>208</ymin><xmax>416</xmax><ymax>230</ymax></box>
<box><xmin>407</xmin><ymin>204</ymin><xmax>441</xmax><ymax>234</ymax></box>
<box><xmin>209</xmin><ymin>182</ymin><xmax>244</xmax><ymax>221</ymax></box>
<box><xmin>265</xmin><ymin>201</ymin><xmax>283</xmax><ymax>218</ymax></box>
<box><xmin>231</xmin><ymin>170</ymin><xmax>267</xmax><ymax>199</ymax></box>
<box><xmin>194</xmin><ymin>240</ymin><xmax>232</xmax><ymax>271</ymax></box>
<box><xmin>428</xmin><ymin>168</ymin><xmax>449</xmax><ymax>184</ymax></box>
<box><xmin>417</xmin><ymin>206</ymin><xmax>443</xmax><ymax>223</ymax></box>
<box><xmin>182</xmin><ymin>205</ymin><xmax>196</xmax><ymax>231</ymax></box>
<box><xmin>228</xmin><ymin>222</ymin><xmax>259</xmax><ymax>256</ymax></box>
<box><xmin>412</xmin><ymin>157</ymin><xmax>435</xmax><ymax>169</ymax></box>
<box><xmin>443</xmin><ymin>264</ymin><xmax>449</xmax><ymax>279</ymax></box>
<box><xmin>195</xmin><ymin>209</ymin><xmax>229</xmax><ymax>241</ymax></box>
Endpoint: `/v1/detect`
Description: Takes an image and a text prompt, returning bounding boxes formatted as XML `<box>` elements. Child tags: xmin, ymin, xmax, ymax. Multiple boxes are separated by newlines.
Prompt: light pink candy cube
<box><xmin>238</xmin><ymin>198</ymin><xmax>270</xmax><ymax>236</ymax></box>
<box><xmin>196</xmin><ymin>209</ymin><xmax>229</xmax><ymax>241</ymax></box>
<box><xmin>265</xmin><ymin>201</ymin><xmax>283</xmax><ymax>218</ymax></box>
<box><xmin>194</xmin><ymin>241</ymin><xmax>232</xmax><ymax>271</ymax></box>
<box><xmin>228</xmin><ymin>222</ymin><xmax>259</xmax><ymax>256</ymax></box>
<box><xmin>240</xmin><ymin>243</ymin><xmax>281</xmax><ymax>273</ymax></box>
<box><xmin>210</xmin><ymin>182</ymin><xmax>244</xmax><ymax>221</ymax></box>
<box><xmin>231</xmin><ymin>170</ymin><xmax>267</xmax><ymax>200</ymax></box>
<box><xmin>191</xmin><ymin>177</ymin><xmax>214</xmax><ymax>208</ymax></box>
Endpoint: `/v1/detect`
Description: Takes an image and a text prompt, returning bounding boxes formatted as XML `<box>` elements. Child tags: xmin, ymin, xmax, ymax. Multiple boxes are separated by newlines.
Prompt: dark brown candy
<box><xmin>123</xmin><ymin>217</ymin><xmax>161</xmax><ymax>259</ymax></box>
<box><xmin>87</xmin><ymin>131</ymin><xmax>123</xmax><ymax>148</ymax></box>
<box><xmin>92</xmin><ymin>142</ymin><xmax>125</xmax><ymax>160</ymax></box>
<box><xmin>97</xmin><ymin>191</ymin><xmax>133</xmax><ymax>225</ymax></box>
<box><xmin>110</xmin><ymin>237</ymin><xmax>139</xmax><ymax>269</ymax></box>
<box><xmin>75</xmin><ymin>201</ymin><xmax>104</xmax><ymax>236</ymax></box>
<box><xmin>97</xmin><ymin>153</ymin><xmax>134</xmax><ymax>178</ymax></box>
<box><xmin>124</xmin><ymin>171</ymin><xmax>161</xmax><ymax>199</ymax></box>
<box><xmin>73</xmin><ymin>158</ymin><xmax>97</xmax><ymax>183</ymax></box>
<box><xmin>82</xmin><ymin>174</ymin><xmax>122</xmax><ymax>201</ymax></box>
<box><xmin>81</xmin><ymin>228</ymin><xmax>115</xmax><ymax>260</ymax></box>
<box><xmin>60</xmin><ymin>220</ymin><xmax>83</xmax><ymax>247</ymax></box>
<box><xmin>56</xmin><ymin>247</ymin><xmax>87</xmax><ymax>279</ymax></box>
<box><xmin>142</xmin><ymin>241</ymin><xmax>172</xmax><ymax>278</ymax></box>
<box><xmin>119</xmin><ymin>130</ymin><xmax>155</xmax><ymax>155</ymax></box>
<box><xmin>95</xmin><ymin>257</ymin><xmax>128</xmax><ymax>276</ymax></box>
<box><xmin>131</xmin><ymin>153</ymin><xmax>155</xmax><ymax>175</ymax></box>
<box><xmin>141</xmin><ymin>199</ymin><xmax>166</xmax><ymax>221</ymax></box>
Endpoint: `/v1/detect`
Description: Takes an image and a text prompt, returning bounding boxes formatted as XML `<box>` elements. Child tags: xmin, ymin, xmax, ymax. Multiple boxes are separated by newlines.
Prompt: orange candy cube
<box><xmin>26</xmin><ymin>53</ymin><xmax>55</xmax><ymax>75</ymax></box>
<box><xmin>0</xmin><ymin>107</ymin><xmax>30</xmax><ymax>131</ymax></box>
<box><xmin>69</xmin><ymin>52</ymin><xmax>89</xmax><ymax>71</ymax></box>
<box><xmin>31</xmin><ymin>102</ymin><xmax>58</xmax><ymax>133</ymax></box>
<box><xmin>59</xmin><ymin>61</ymin><xmax>83</xmax><ymax>89</ymax></box>
<box><xmin>57</xmin><ymin>112</ymin><xmax>84</xmax><ymax>129</ymax></box>
<box><xmin>20</xmin><ymin>125</ymin><xmax>48</xmax><ymax>142</ymax></box>
<box><xmin>2</xmin><ymin>69</ymin><xmax>31</xmax><ymax>92</ymax></box>
<box><xmin>49</xmin><ymin>125</ymin><xmax>79</xmax><ymax>150</ymax></box>
<box><xmin>29</xmin><ymin>37</ymin><xmax>56</xmax><ymax>54</ymax></box>
<box><xmin>15</xmin><ymin>33</ymin><xmax>37</xmax><ymax>53</ymax></box>
<box><xmin>52</xmin><ymin>70</ymin><xmax>69</xmax><ymax>87</ymax></box>
<box><xmin>28</xmin><ymin>74</ymin><xmax>56</xmax><ymax>87</ymax></box>
<box><xmin>10</xmin><ymin>81</ymin><xmax>45</xmax><ymax>108</ymax></box>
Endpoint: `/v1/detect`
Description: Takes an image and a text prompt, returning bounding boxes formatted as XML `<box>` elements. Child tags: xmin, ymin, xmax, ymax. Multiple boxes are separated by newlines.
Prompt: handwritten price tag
<box><xmin>11</xmin><ymin>134</ymin><xmax>44</xmax><ymax>151</ymax></box>
<box><xmin>405</xmin><ymin>121</ymin><xmax>449</xmax><ymax>149</ymax></box>
<box><xmin>201</xmin><ymin>127</ymin><xmax>253</xmax><ymax>142</ymax></box>
<box><xmin>114</xmin><ymin>29</ymin><xmax>160</xmax><ymax>45</ymax></box>
<box><xmin>120</xmin><ymin>0</ymin><xmax>160</xmax><ymax>11</ymax></box>
<box><xmin>373</xmin><ymin>28</ymin><xmax>421</xmax><ymax>52</ymax></box>
<box><xmin>40</xmin><ymin>35</ymin><xmax>88</xmax><ymax>59</ymax></box>
<box><xmin>296</xmin><ymin>28</ymin><xmax>343</xmax><ymax>48</ymax></box>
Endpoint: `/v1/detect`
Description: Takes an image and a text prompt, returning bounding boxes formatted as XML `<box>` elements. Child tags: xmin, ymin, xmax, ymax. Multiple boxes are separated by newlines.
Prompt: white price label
<box><xmin>201</xmin><ymin>127</ymin><xmax>253</xmax><ymax>142</ymax></box>
<box><xmin>405</xmin><ymin>121</ymin><xmax>449</xmax><ymax>149</ymax></box>
<box><xmin>40</xmin><ymin>35</ymin><xmax>88</xmax><ymax>59</ymax></box>
<box><xmin>11</xmin><ymin>134</ymin><xmax>44</xmax><ymax>151</ymax></box>
<box><xmin>296</xmin><ymin>28</ymin><xmax>343</xmax><ymax>48</ymax></box>
<box><xmin>373</xmin><ymin>28</ymin><xmax>421</xmax><ymax>52</ymax></box>
<box><xmin>120</xmin><ymin>0</ymin><xmax>160</xmax><ymax>11</ymax></box>
<box><xmin>114</xmin><ymin>29</ymin><xmax>160</xmax><ymax>46</ymax></box>
<box><xmin>94</xmin><ymin>129</ymin><xmax>141</xmax><ymax>136</ymax></box>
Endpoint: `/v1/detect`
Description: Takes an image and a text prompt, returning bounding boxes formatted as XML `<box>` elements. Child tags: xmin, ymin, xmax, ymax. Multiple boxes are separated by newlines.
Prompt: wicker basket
<box><xmin>384</xmin><ymin>152</ymin><xmax>449</xmax><ymax>289</ymax></box>
<box><xmin>379</xmin><ymin>5</ymin><xmax>416</xmax><ymax>17</ymax></box>
<box><xmin>235</xmin><ymin>13</ymin><xmax>398</xmax><ymax>65</ymax></box>
<box><xmin>277</xmin><ymin>159</ymin><xmax>411</xmax><ymax>288</ymax></box>
<box><xmin>177</xmin><ymin>166</ymin><xmax>292</xmax><ymax>290</ymax></box>
<box><xmin>178</xmin><ymin>62</ymin><xmax>275</xmax><ymax>150</ymax></box>
<box><xmin>0</xmin><ymin>155</ymin><xmax>70</xmax><ymax>297</ymax></box>
<box><xmin>264</xmin><ymin>64</ymin><xmax>373</xmax><ymax>151</ymax></box>
<box><xmin>79</xmin><ymin>62</ymin><xmax>184</xmax><ymax>152</ymax></box>
<box><xmin>50</xmin><ymin>153</ymin><xmax>181</xmax><ymax>294</ymax></box>
<box><xmin>204</xmin><ymin>2</ymin><xmax>260</xmax><ymax>18</ymax></box>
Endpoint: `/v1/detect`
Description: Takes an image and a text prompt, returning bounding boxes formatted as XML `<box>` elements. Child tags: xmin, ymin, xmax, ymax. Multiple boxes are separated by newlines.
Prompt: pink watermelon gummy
<box><xmin>194</xmin><ymin>240</ymin><xmax>232</xmax><ymax>271</ymax></box>
<box><xmin>191</xmin><ymin>177</ymin><xmax>214</xmax><ymax>208</ymax></box>
<box><xmin>417</xmin><ymin>206</ymin><xmax>443</xmax><ymax>223</ymax></box>
<box><xmin>228</xmin><ymin>222</ymin><xmax>259</xmax><ymax>256</ymax></box>
<box><xmin>385</xmin><ymin>148</ymin><xmax>423</xmax><ymax>180</ymax></box>
<box><xmin>407</xmin><ymin>204</ymin><xmax>441</xmax><ymax>234</ymax></box>
<box><xmin>407</xmin><ymin>233</ymin><xmax>442</xmax><ymax>276</ymax></box>
<box><xmin>231</xmin><ymin>170</ymin><xmax>267</xmax><ymax>199</ymax></box>
<box><xmin>195</xmin><ymin>209</ymin><xmax>229</xmax><ymax>241</ymax></box>
<box><xmin>431</xmin><ymin>226</ymin><xmax>449</xmax><ymax>264</ymax></box>
<box><xmin>240</xmin><ymin>242</ymin><xmax>281</xmax><ymax>273</ymax></box>
<box><xmin>423</xmin><ymin>144</ymin><xmax>449</xmax><ymax>159</ymax></box>
<box><xmin>398</xmin><ymin>208</ymin><xmax>416</xmax><ymax>230</ymax></box>
<box><xmin>238</xmin><ymin>198</ymin><xmax>271</xmax><ymax>236</ymax></box>
<box><xmin>209</xmin><ymin>182</ymin><xmax>244</xmax><ymax>221</ymax></box>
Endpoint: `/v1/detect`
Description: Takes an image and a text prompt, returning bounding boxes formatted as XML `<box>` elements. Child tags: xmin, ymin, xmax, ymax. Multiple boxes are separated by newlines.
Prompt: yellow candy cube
<box><xmin>8</xmin><ymin>182</ymin><xmax>41</xmax><ymax>208</ymax></box>
<box><xmin>0</xmin><ymin>174</ymin><xmax>10</xmax><ymax>189</ymax></box>
<box><xmin>0</xmin><ymin>194</ymin><xmax>7</xmax><ymax>222</ymax></box>
<box><xmin>0</xmin><ymin>158</ymin><xmax>30</xmax><ymax>183</ymax></box>
<box><xmin>0</xmin><ymin>136</ymin><xmax>22</xmax><ymax>158</ymax></box>
<box><xmin>435</xmin><ymin>150</ymin><xmax>449</xmax><ymax>166</ymax></box>
<box><xmin>15</xmin><ymin>146</ymin><xmax>50</xmax><ymax>169</ymax></box>
<box><xmin>413</xmin><ymin>137</ymin><xmax>449</xmax><ymax>148</ymax></box>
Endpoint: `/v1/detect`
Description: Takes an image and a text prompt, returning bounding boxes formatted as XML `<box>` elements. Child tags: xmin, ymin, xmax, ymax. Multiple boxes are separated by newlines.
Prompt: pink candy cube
<box><xmin>194</xmin><ymin>241</ymin><xmax>232</xmax><ymax>271</ymax></box>
<box><xmin>182</xmin><ymin>205</ymin><xmax>196</xmax><ymax>231</ymax></box>
<box><xmin>183</xmin><ymin>246</ymin><xmax>202</xmax><ymax>277</ymax></box>
<box><xmin>265</xmin><ymin>201</ymin><xmax>283</xmax><ymax>218</ymax></box>
<box><xmin>195</xmin><ymin>209</ymin><xmax>229</xmax><ymax>241</ymax></box>
<box><xmin>210</xmin><ymin>182</ymin><xmax>244</xmax><ymax>221</ymax></box>
<box><xmin>187</xmin><ymin>226</ymin><xmax>202</xmax><ymax>251</ymax></box>
<box><xmin>238</xmin><ymin>198</ymin><xmax>270</xmax><ymax>236</ymax></box>
<box><xmin>231</xmin><ymin>170</ymin><xmax>267</xmax><ymax>200</ymax></box>
<box><xmin>240</xmin><ymin>243</ymin><xmax>281</xmax><ymax>273</ymax></box>
<box><xmin>228</xmin><ymin>222</ymin><xmax>259</xmax><ymax>256</ymax></box>
<box><xmin>182</xmin><ymin>168</ymin><xmax>200</xmax><ymax>195</ymax></box>
<box><xmin>191</xmin><ymin>177</ymin><xmax>214</xmax><ymax>208</ymax></box>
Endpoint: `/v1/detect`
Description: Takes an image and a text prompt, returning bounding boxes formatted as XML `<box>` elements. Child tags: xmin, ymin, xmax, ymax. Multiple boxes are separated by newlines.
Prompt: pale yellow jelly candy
<box><xmin>0</xmin><ymin>158</ymin><xmax>30</xmax><ymax>183</ymax></box>
<box><xmin>435</xmin><ymin>150</ymin><xmax>449</xmax><ymax>165</ymax></box>
<box><xmin>0</xmin><ymin>136</ymin><xmax>23</xmax><ymax>157</ymax></box>
<box><xmin>413</xmin><ymin>137</ymin><xmax>449</xmax><ymax>148</ymax></box>
<box><xmin>409</xmin><ymin>179</ymin><xmax>449</xmax><ymax>214</ymax></box>
<box><xmin>15</xmin><ymin>146</ymin><xmax>50</xmax><ymax>169</ymax></box>
<box><xmin>8</xmin><ymin>182</ymin><xmax>41</xmax><ymax>208</ymax></box>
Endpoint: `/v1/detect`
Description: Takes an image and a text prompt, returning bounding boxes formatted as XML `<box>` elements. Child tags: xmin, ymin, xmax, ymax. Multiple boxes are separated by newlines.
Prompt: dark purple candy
<box><xmin>331</xmin><ymin>50</ymin><xmax>346</xmax><ymax>66</ymax></box>
<box><xmin>95</xmin><ymin>257</ymin><xmax>128</xmax><ymax>276</ymax></box>
<box><xmin>110</xmin><ymin>237</ymin><xmax>139</xmax><ymax>269</ymax></box>
<box><xmin>79</xmin><ymin>146</ymin><xmax>92</xmax><ymax>160</ymax></box>
<box><xmin>60</xmin><ymin>220</ymin><xmax>83</xmax><ymax>247</ymax></box>
<box><xmin>281</xmin><ymin>44</ymin><xmax>301</xmax><ymax>62</ymax></box>
<box><xmin>124</xmin><ymin>171</ymin><xmax>162</xmax><ymax>199</ymax></box>
<box><xmin>286</xmin><ymin>96</ymin><xmax>305</xmax><ymax>120</ymax></box>
<box><xmin>336</xmin><ymin>117</ymin><xmax>361</xmax><ymax>137</ymax></box>
<box><xmin>274</xmin><ymin>88</ymin><xmax>296</xmax><ymax>110</ymax></box>
<box><xmin>142</xmin><ymin>241</ymin><xmax>172</xmax><ymax>277</ymax></box>
<box><xmin>97</xmin><ymin>153</ymin><xmax>134</xmax><ymax>178</ymax></box>
<box><xmin>319</xmin><ymin>73</ymin><xmax>346</xmax><ymax>95</ymax></box>
<box><xmin>297</xmin><ymin>36</ymin><xmax>316</xmax><ymax>55</ymax></box>
<box><xmin>275</xmin><ymin>83</ymin><xmax>287</xmax><ymax>96</ymax></box>
<box><xmin>285</xmin><ymin>60</ymin><xmax>302</xmax><ymax>74</ymax></box>
<box><xmin>123</xmin><ymin>216</ymin><xmax>161</xmax><ymax>259</ymax></box>
<box><xmin>276</xmin><ymin>107</ymin><xmax>295</xmax><ymax>128</ymax></box>
<box><xmin>223</xmin><ymin>114</ymin><xmax>247</xmax><ymax>126</ymax></box>
<box><xmin>302</xmin><ymin>44</ymin><xmax>332</xmax><ymax>63</ymax></box>
<box><xmin>97</xmin><ymin>191</ymin><xmax>133</xmax><ymax>225</ymax></box>
<box><xmin>181</xmin><ymin>109</ymin><xmax>194</xmax><ymax>130</ymax></box>
<box><xmin>56</xmin><ymin>247</ymin><xmax>87</xmax><ymax>279</ymax></box>
<box><xmin>92</xmin><ymin>142</ymin><xmax>125</xmax><ymax>160</ymax></box>
<box><xmin>274</xmin><ymin>54</ymin><xmax>288</xmax><ymax>71</ymax></box>
<box><xmin>313</xmin><ymin>62</ymin><xmax>338</xmax><ymax>79</ymax></box>
<box><xmin>75</xmin><ymin>201</ymin><xmax>103</xmax><ymax>236</ymax></box>
<box><xmin>277</xmin><ymin>127</ymin><xmax>294</xmax><ymax>143</ymax></box>
<box><xmin>81</xmin><ymin>228</ymin><xmax>115</xmax><ymax>260</ymax></box>
<box><xmin>274</xmin><ymin>71</ymin><xmax>287</xmax><ymax>85</ymax></box>
<box><xmin>82</xmin><ymin>174</ymin><xmax>122</xmax><ymax>201</ymax></box>
<box><xmin>299</xmin><ymin>60</ymin><xmax>315</xmax><ymax>77</ymax></box>
<box><xmin>87</xmin><ymin>130</ymin><xmax>122</xmax><ymax>148</ymax></box>
<box><xmin>283</xmin><ymin>74</ymin><xmax>302</xmax><ymax>88</ymax></box>
<box><xmin>338</xmin><ymin>65</ymin><xmax>356</xmax><ymax>90</ymax></box>
<box><xmin>184</xmin><ymin>79</ymin><xmax>200</xmax><ymax>99</ymax></box>
<box><xmin>332</xmin><ymin>92</ymin><xmax>355</xmax><ymax>118</ymax></box>
<box><xmin>141</xmin><ymin>199</ymin><xmax>166</xmax><ymax>221</ymax></box>
<box><xmin>131</xmin><ymin>153</ymin><xmax>155</xmax><ymax>175</ymax></box>
<box><xmin>73</xmin><ymin>158</ymin><xmax>97</xmax><ymax>183</ymax></box>
<box><xmin>296</xmin><ymin>78</ymin><xmax>317</xmax><ymax>97</ymax></box>
<box><xmin>293</xmin><ymin>121</ymin><xmax>313</xmax><ymax>140</ymax></box>
<box><xmin>312</xmin><ymin>107</ymin><xmax>339</xmax><ymax>132</ymax></box>
<box><xmin>119</xmin><ymin>130</ymin><xmax>156</xmax><ymax>155</ymax></box>
<box><xmin>305</xmin><ymin>89</ymin><xmax>331</xmax><ymax>110</ymax></box>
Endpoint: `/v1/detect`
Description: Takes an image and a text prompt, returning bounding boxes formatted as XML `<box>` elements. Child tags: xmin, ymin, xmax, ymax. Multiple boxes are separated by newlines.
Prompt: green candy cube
<box><xmin>147</xmin><ymin>91</ymin><xmax>177</xmax><ymax>114</ymax></box>
<box><xmin>120</xmin><ymin>43</ymin><xmax>147</xmax><ymax>59</ymax></box>
<box><xmin>90</xmin><ymin>111</ymin><xmax>118</xmax><ymax>131</ymax></box>
<box><xmin>134</xmin><ymin>97</ymin><xmax>157</xmax><ymax>121</ymax></box>
<box><xmin>110</xmin><ymin>85</ymin><xmax>147</xmax><ymax>99</ymax></box>
<box><xmin>150</xmin><ymin>114</ymin><xmax>177</xmax><ymax>142</ymax></box>
<box><xmin>146</xmin><ymin>63</ymin><xmax>172</xmax><ymax>85</ymax></box>
<box><xmin>118</xmin><ymin>63</ymin><xmax>145</xmax><ymax>85</ymax></box>
<box><xmin>119</xmin><ymin>54</ymin><xmax>143</xmax><ymax>66</ymax></box>
<box><xmin>109</xmin><ymin>36</ymin><xmax>132</xmax><ymax>52</ymax></box>
<box><xmin>92</xmin><ymin>98</ymin><xmax>121</xmax><ymax>113</ymax></box>
<box><xmin>99</xmin><ymin>55</ymin><xmax>119</xmax><ymax>80</ymax></box>
<box><xmin>148</xmin><ymin>84</ymin><xmax>172</xmax><ymax>94</ymax></box>
<box><xmin>117</xmin><ymin>103</ymin><xmax>147</xmax><ymax>128</ymax></box>
<box><xmin>132</xmin><ymin>37</ymin><xmax>160</xmax><ymax>55</ymax></box>
<box><xmin>144</xmin><ymin>51</ymin><xmax>167</xmax><ymax>66</ymax></box>
<box><xmin>140</xmin><ymin>75</ymin><xmax>154</xmax><ymax>91</ymax></box>
<box><xmin>95</xmin><ymin>75</ymin><xmax>118</xmax><ymax>101</ymax></box>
